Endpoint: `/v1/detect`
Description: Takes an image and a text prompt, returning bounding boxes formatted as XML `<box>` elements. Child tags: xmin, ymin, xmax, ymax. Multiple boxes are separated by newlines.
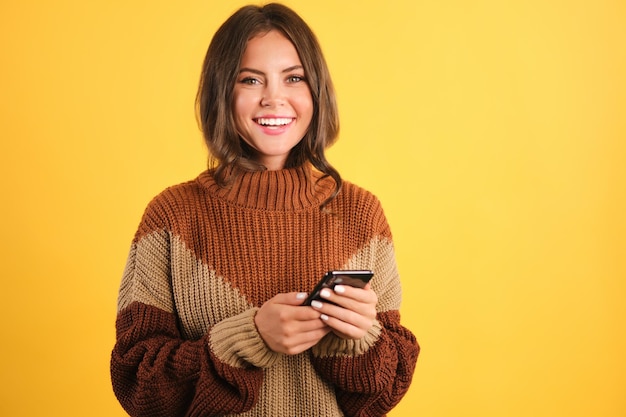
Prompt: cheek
<box><xmin>232</xmin><ymin>95</ymin><xmax>253</xmax><ymax>130</ymax></box>
<box><xmin>294</xmin><ymin>93</ymin><xmax>314</xmax><ymax>121</ymax></box>
<box><xmin>232</xmin><ymin>94</ymin><xmax>246</xmax><ymax>119</ymax></box>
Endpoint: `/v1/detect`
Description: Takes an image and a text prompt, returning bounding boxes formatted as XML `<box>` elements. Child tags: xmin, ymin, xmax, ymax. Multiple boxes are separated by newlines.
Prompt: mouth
<box><xmin>254</xmin><ymin>117</ymin><xmax>294</xmax><ymax>127</ymax></box>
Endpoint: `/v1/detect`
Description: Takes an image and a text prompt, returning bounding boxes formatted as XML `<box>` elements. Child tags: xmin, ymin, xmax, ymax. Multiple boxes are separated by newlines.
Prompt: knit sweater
<box><xmin>111</xmin><ymin>164</ymin><xmax>419</xmax><ymax>417</ymax></box>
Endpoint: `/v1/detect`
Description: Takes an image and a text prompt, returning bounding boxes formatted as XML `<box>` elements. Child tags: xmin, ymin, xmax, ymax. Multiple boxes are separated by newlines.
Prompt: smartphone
<box><xmin>301</xmin><ymin>270</ymin><xmax>374</xmax><ymax>306</ymax></box>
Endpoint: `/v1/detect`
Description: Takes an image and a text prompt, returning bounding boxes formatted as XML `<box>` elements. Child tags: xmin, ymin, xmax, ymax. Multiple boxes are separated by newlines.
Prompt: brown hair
<box><xmin>195</xmin><ymin>3</ymin><xmax>342</xmax><ymax>207</ymax></box>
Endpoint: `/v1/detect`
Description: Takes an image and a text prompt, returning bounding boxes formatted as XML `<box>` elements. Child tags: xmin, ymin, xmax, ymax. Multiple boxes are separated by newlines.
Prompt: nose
<box><xmin>260</xmin><ymin>81</ymin><xmax>285</xmax><ymax>107</ymax></box>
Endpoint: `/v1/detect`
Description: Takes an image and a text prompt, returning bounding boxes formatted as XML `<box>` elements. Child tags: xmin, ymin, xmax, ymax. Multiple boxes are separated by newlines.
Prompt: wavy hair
<box><xmin>195</xmin><ymin>3</ymin><xmax>341</xmax><ymax>207</ymax></box>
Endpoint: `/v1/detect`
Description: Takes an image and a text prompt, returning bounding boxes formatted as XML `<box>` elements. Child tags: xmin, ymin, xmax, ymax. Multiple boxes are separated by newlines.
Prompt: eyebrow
<box><xmin>238</xmin><ymin>65</ymin><xmax>304</xmax><ymax>75</ymax></box>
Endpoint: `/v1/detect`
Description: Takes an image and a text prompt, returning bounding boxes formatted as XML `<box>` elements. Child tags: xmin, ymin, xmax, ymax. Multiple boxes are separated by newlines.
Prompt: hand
<box><xmin>255</xmin><ymin>292</ymin><xmax>331</xmax><ymax>355</ymax></box>
<box><xmin>309</xmin><ymin>284</ymin><xmax>378</xmax><ymax>340</ymax></box>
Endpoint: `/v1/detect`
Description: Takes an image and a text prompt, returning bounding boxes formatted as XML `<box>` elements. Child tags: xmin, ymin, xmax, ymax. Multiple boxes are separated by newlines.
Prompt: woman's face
<box><xmin>233</xmin><ymin>30</ymin><xmax>313</xmax><ymax>170</ymax></box>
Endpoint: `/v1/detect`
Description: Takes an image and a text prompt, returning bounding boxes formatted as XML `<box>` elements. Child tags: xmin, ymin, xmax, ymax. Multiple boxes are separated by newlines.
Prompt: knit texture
<box><xmin>111</xmin><ymin>164</ymin><xmax>419</xmax><ymax>416</ymax></box>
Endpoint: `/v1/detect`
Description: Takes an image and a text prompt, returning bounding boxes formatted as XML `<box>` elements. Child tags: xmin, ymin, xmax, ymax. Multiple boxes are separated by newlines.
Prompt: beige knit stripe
<box><xmin>209</xmin><ymin>308</ymin><xmax>282</xmax><ymax>369</ymax></box>
<box><xmin>170</xmin><ymin>233</ymin><xmax>255</xmax><ymax>340</ymax></box>
<box><xmin>341</xmin><ymin>236</ymin><xmax>402</xmax><ymax>313</ymax></box>
<box><xmin>118</xmin><ymin>229</ymin><xmax>175</xmax><ymax>314</ymax></box>
<box><xmin>229</xmin><ymin>354</ymin><xmax>344</xmax><ymax>417</ymax></box>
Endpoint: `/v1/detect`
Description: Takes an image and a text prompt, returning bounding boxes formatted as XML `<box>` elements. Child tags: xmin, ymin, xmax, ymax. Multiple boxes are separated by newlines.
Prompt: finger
<box><xmin>267</xmin><ymin>303</ymin><xmax>330</xmax><ymax>331</ymax></box>
<box><xmin>319</xmin><ymin>313</ymin><xmax>370</xmax><ymax>340</ymax></box>
<box><xmin>317</xmin><ymin>288</ymin><xmax>377</xmax><ymax>317</ymax></box>
<box><xmin>284</xmin><ymin>336</ymin><xmax>330</xmax><ymax>355</ymax></box>
<box><xmin>271</xmin><ymin>292</ymin><xmax>311</xmax><ymax>306</ymax></box>
<box><xmin>275</xmin><ymin>326</ymin><xmax>332</xmax><ymax>355</ymax></box>
<box><xmin>310</xmin><ymin>300</ymin><xmax>374</xmax><ymax>331</ymax></box>
<box><xmin>293</xmin><ymin>312</ymin><xmax>331</xmax><ymax>331</ymax></box>
<box><xmin>333</xmin><ymin>285</ymin><xmax>377</xmax><ymax>304</ymax></box>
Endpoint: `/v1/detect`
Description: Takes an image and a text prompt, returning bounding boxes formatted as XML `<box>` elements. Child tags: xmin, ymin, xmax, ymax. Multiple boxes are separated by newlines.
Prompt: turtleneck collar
<box><xmin>196</xmin><ymin>164</ymin><xmax>336</xmax><ymax>211</ymax></box>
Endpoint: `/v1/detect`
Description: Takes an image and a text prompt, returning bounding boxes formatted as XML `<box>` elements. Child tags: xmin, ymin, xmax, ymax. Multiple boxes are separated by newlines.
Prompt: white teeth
<box><xmin>257</xmin><ymin>118</ymin><xmax>292</xmax><ymax>126</ymax></box>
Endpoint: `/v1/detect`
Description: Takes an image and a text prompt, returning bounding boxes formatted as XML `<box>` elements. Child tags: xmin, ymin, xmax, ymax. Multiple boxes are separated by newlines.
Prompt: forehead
<box><xmin>240</xmin><ymin>30</ymin><xmax>302</xmax><ymax>68</ymax></box>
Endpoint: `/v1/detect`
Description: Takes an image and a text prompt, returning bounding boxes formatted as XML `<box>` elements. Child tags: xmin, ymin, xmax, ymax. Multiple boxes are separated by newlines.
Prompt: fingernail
<box><xmin>311</xmin><ymin>300</ymin><xmax>323</xmax><ymax>309</ymax></box>
<box><xmin>334</xmin><ymin>285</ymin><xmax>346</xmax><ymax>294</ymax></box>
<box><xmin>296</xmin><ymin>292</ymin><xmax>307</xmax><ymax>300</ymax></box>
<box><xmin>320</xmin><ymin>314</ymin><xmax>329</xmax><ymax>321</ymax></box>
<box><xmin>320</xmin><ymin>289</ymin><xmax>332</xmax><ymax>298</ymax></box>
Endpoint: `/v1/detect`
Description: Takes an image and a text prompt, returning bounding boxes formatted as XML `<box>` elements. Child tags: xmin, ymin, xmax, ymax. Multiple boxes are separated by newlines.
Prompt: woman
<box><xmin>111</xmin><ymin>3</ymin><xmax>419</xmax><ymax>416</ymax></box>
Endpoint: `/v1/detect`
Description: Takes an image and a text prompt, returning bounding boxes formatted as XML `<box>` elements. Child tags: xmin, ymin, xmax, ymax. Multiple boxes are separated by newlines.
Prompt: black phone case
<box><xmin>301</xmin><ymin>270</ymin><xmax>374</xmax><ymax>306</ymax></box>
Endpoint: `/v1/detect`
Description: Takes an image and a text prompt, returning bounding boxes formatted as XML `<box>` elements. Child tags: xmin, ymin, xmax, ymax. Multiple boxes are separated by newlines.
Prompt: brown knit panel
<box><xmin>131</xmin><ymin>171</ymin><xmax>393</xmax><ymax>309</ymax></box>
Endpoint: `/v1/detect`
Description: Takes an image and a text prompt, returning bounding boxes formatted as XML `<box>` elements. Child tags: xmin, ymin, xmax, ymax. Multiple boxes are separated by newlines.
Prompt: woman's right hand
<box><xmin>254</xmin><ymin>292</ymin><xmax>331</xmax><ymax>355</ymax></box>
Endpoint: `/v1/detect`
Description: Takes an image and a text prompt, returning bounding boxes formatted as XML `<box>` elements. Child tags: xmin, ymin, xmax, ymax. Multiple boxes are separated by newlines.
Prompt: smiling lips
<box><xmin>255</xmin><ymin>117</ymin><xmax>294</xmax><ymax>127</ymax></box>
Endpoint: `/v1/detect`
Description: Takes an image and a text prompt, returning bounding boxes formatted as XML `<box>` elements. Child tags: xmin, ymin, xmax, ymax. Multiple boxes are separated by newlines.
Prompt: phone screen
<box><xmin>301</xmin><ymin>270</ymin><xmax>373</xmax><ymax>306</ymax></box>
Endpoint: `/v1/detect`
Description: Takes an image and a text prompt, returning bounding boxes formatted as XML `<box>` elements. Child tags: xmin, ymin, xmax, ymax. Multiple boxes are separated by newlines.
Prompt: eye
<box><xmin>239</xmin><ymin>77</ymin><xmax>261</xmax><ymax>85</ymax></box>
<box><xmin>286</xmin><ymin>75</ymin><xmax>306</xmax><ymax>83</ymax></box>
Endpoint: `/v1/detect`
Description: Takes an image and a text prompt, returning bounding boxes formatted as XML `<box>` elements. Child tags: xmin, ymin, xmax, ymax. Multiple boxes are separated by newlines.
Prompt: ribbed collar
<box><xmin>196</xmin><ymin>164</ymin><xmax>336</xmax><ymax>211</ymax></box>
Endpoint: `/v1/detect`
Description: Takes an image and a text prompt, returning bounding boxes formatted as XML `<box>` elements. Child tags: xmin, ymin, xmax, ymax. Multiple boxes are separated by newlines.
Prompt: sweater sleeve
<box><xmin>309</xmin><ymin>312</ymin><xmax>419</xmax><ymax>416</ymax></box>
<box><xmin>309</xmin><ymin>197</ymin><xmax>420</xmax><ymax>416</ymax></box>
<box><xmin>111</xmin><ymin>302</ymin><xmax>263</xmax><ymax>416</ymax></box>
<box><xmin>110</xmin><ymin>197</ymin><xmax>269</xmax><ymax>417</ymax></box>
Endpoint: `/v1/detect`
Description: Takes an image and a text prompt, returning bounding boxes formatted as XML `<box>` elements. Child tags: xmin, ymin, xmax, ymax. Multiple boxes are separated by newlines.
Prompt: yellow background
<box><xmin>1</xmin><ymin>0</ymin><xmax>624</xmax><ymax>416</ymax></box>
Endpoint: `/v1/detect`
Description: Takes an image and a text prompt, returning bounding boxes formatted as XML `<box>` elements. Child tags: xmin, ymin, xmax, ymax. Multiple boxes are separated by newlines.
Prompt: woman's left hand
<box><xmin>308</xmin><ymin>283</ymin><xmax>378</xmax><ymax>340</ymax></box>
